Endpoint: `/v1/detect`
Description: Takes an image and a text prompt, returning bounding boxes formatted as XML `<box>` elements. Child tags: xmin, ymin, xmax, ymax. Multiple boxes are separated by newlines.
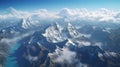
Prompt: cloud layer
<box><xmin>0</xmin><ymin>32</ymin><xmax>33</xmax><ymax>47</ymax></box>
<box><xmin>0</xmin><ymin>7</ymin><xmax>120</xmax><ymax>26</ymax></box>
<box><xmin>48</xmin><ymin>47</ymin><xmax>76</xmax><ymax>64</ymax></box>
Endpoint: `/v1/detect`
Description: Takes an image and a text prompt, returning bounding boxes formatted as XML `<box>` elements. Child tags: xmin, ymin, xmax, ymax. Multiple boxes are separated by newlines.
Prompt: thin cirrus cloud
<box><xmin>0</xmin><ymin>7</ymin><xmax>120</xmax><ymax>24</ymax></box>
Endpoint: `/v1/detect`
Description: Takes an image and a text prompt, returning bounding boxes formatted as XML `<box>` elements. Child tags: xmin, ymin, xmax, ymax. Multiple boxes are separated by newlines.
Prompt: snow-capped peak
<box><xmin>43</xmin><ymin>22</ymin><xmax>64</xmax><ymax>43</ymax></box>
<box><xmin>54</xmin><ymin>22</ymin><xmax>63</xmax><ymax>33</ymax></box>
<box><xmin>67</xmin><ymin>23</ymin><xmax>80</xmax><ymax>38</ymax></box>
<box><xmin>21</xmin><ymin>17</ymin><xmax>40</xmax><ymax>29</ymax></box>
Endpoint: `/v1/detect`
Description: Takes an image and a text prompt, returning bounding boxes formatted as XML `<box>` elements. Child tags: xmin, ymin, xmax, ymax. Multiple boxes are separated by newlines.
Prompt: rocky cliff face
<box><xmin>10</xmin><ymin>23</ymin><xmax>120</xmax><ymax>67</ymax></box>
<box><xmin>0</xmin><ymin>21</ymin><xmax>120</xmax><ymax>67</ymax></box>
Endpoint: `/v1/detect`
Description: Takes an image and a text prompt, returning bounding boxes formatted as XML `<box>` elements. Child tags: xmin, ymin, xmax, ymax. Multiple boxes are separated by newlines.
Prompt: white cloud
<box><xmin>57</xmin><ymin>8</ymin><xmax>120</xmax><ymax>22</ymax></box>
<box><xmin>94</xmin><ymin>42</ymin><xmax>103</xmax><ymax>48</ymax></box>
<box><xmin>0</xmin><ymin>14</ymin><xmax>13</xmax><ymax>19</ymax></box>
<box><xmin>77</xmin><ymin>41</ymin><xmax>91</xmax><ymax>46</ymax></box>
<box><xmin>79</xmin><ymin>33</ymin><xmax>91</xmax><ymax>38</ymax></box>
<box><xmin>0</xmin><ymin>32</ymin><xmax>32</xmax><ymax>46</ymax></box>
<box><xmin>4</xmin><ymin>7</ymin><xmax>60</xmax><ymax>29</ymax></box>
<box><xmin>8</xmin><ymin>7</ymin><xmax>30</xmax><ymax>18</ymax></box>
<box><xmin>48</xmin><ymin>47</ymin><xmax>76</xmax><ymax>64</ymax></box>
<box><xmin>27</xmin><ymin>55</ymin><xmax>38</xmax><ymax>62</ymax></box>
<box><xmin>0</xmin><ymin>7</ymin><xmax>120</xmax><ymax>29</ymax></box>
<box><xmin>76</xmin><ymin>62</ymin><xmax>88</xmax><ymax>67</ymax></box>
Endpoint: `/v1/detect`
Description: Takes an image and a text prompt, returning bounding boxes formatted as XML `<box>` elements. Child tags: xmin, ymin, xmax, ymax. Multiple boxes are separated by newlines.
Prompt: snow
<box><xmin>65</xmin><ymin>39</ymin><xmax>76</xmax><ymax>46</ymax></box>
<box><xmin>67</xmin><ymin>23</ymin><xmax>79</xmax><ymax>38</ymax></box>
<box><xmin>104</xmin><ymin>51</ymin><xmax>117</xmax><ymax>57</ymax></box>
<box><xmin>98</xmin><ymin>52</ymin><xmax>104</xmax><ymax>61</ymax></box>
<box><xmin>43</xmin><ymin>23</ymin><xmax>64</xmax><ymax>43</ymax></box>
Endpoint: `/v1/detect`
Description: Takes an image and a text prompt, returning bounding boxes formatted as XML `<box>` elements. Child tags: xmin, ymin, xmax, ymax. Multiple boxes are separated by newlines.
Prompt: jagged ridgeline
<box><xmin>0</xmin><ymin>19</ymin><xmax>120</xmax><ymax>67</ymax></box>
<box><xmin>0</xmin><ymin>7</ymin><xmax>120</xmax><ymax>67</ymax></box>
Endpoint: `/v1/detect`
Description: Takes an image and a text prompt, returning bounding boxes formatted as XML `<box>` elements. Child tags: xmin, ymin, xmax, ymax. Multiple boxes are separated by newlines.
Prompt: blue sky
<box><xmin>0</xmin><ymin>0</ymin><xmax>120</xmax><ymax>11</ymax></box>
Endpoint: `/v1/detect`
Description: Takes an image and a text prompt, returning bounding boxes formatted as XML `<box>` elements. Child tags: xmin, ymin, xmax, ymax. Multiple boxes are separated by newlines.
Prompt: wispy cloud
<box><xmin>76</xmin><ymin>62</ymin><xmax>88</xmax><ymax>67</ymax></box>
<box><xmin>0</xmin><ymin>32</ymin><xmax>32</xmax><ymax>46</ymax></box>
<box><xmin>48</xmin><ymin>47</ymin><xmax>76</xmax><ymax>64</ymax></box>
<box><xmin>1</xmin><ymin>7</ymin><xmax>120</xmax><ymax>24</ymax></box>
<box><xmin>94</xmin><ymin>42</ymin><xmax>103</xmax><ymax>48</ymax></box>
<box><xmin>1</xmin><ymin>7</ymin><xmax>120</xmax><ymax>30</ymax></box>
<box><xmin>78</xmin><ymin>41</ymin><xmax>91</xmax><ymax>46</ymax></box>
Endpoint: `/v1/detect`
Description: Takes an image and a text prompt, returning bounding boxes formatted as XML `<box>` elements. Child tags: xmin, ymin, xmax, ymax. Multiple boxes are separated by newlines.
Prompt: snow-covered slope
<box><xmin>43</xmin><ymin>23</ymin><xmax>65</xmax><ymax>43</ymax></box>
